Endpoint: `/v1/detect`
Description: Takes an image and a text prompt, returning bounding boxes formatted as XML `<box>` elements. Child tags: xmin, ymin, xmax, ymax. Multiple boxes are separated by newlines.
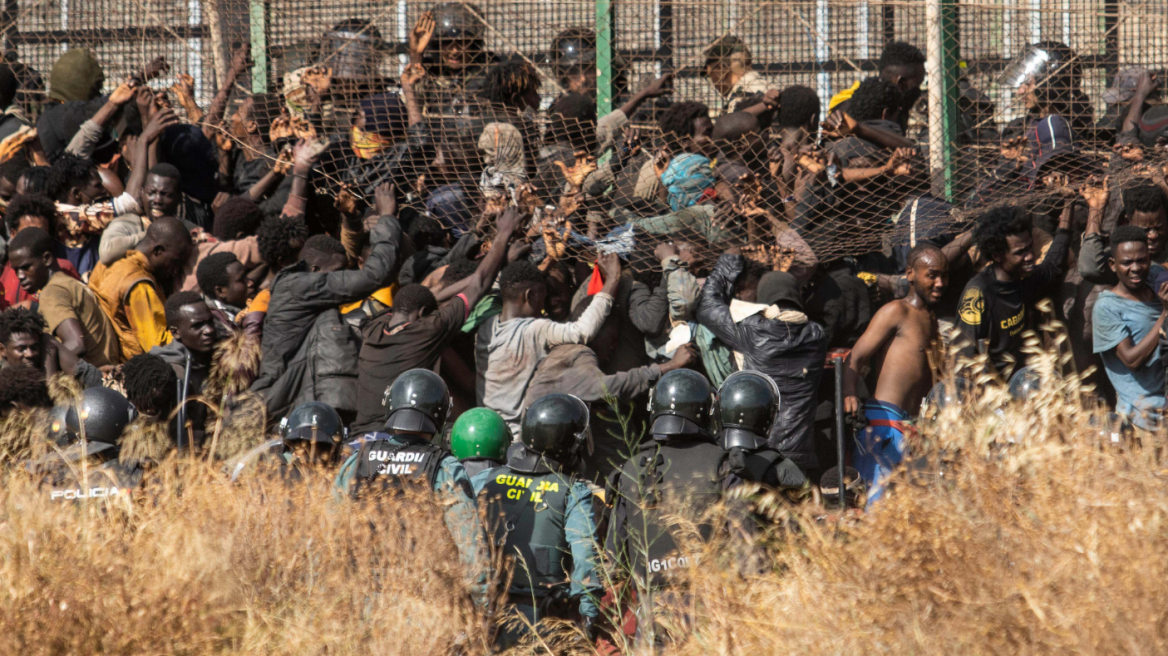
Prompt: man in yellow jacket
<box><xmin>89</xmin><ymin>216</ymin><xmax>192</xmax><ymax>358</ymax></box>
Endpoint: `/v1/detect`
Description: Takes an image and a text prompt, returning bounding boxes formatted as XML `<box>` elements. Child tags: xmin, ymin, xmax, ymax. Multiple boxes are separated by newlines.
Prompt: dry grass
<box><xmin>2</xmin><ymin>338</ymin><xmax>1168</xmax><ymax>654</ymax></box>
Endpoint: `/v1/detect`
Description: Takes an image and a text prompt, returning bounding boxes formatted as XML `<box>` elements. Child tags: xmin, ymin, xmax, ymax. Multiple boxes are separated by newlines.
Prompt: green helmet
<box><xmin>450</xmin><ymin>408</ymin><xmax>511</xmax><ymax>461</ymax></box>
<box><xmin>520</xmin><ymin>393</ymin><xmax>591</xmax><ymax>464</ymax></box>
<box><xmin>280</xmin><ymin>401</ymin><xmax>345</xmax><ymax>444</ymax></box>
<box><xmin>714</xmin><ymin>370</ymin><xmax>780</xmax><ymax>450</ymax></box>
<box><xmin>648</xmin><ymin>369</ymin><xmax>713</xmax><ymax>437</ymax></box>
<box><xmin>383</xmin><ymin>369</ymin><xmax>452</xmax><ymax>435</ymax></box>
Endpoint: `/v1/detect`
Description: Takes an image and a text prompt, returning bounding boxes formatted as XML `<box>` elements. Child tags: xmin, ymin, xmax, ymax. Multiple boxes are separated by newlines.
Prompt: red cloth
<box><xmin>586</xmin><ymin>262</ymin><xmax>604</xmax><ymax>296</ymax></box>
<box><xmin>0</xmin><ymin>259</ymin><xmax>80</xmax><ymax>309</ymax></box>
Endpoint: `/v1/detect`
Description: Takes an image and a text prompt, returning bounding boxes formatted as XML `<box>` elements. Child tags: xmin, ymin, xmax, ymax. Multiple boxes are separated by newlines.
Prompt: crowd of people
<box><xmin>1</xmin><ymin>2</ymin><xmax>1167</xmax><ymax>646</ymax></box>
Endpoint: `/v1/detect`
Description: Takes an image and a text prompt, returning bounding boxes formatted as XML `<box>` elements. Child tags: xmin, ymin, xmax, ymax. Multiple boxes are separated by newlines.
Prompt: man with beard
<box><xmin>843</xmin><ymin>243</ymin><xmax>948</xmax><ymax>504</ymax></box>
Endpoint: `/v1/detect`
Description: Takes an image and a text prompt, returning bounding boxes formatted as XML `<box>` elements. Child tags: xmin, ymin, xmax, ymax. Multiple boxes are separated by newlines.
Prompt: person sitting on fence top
<box><xmin>703</xmin><ymin>35</ymin><xmax>768</xmax><ymax>115</ymax></box>
<box><xmin>830</xmin><ymin>41</ymin><xmax>925</xmax><ymax>133</ymax></box>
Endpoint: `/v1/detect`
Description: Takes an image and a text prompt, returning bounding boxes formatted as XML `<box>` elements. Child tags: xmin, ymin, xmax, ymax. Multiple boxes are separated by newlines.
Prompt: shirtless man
<box><xmin>843</xmin><ymin>243</ymin><xmax>948</xmax><ymax>505</ymax></box>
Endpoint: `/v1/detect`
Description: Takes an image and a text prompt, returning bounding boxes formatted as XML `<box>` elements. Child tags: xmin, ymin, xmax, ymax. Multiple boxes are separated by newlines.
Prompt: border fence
<box><xmin>4</xmin><ymin>0</ymin><xmax>1167</xmax><ymax>264</ymax></box>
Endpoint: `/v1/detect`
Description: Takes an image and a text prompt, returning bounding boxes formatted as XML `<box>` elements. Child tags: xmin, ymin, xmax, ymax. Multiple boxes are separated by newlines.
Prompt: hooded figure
<box><xmin>48</xmin><ymin>49</ymin><xmax>104</xmax><ymax>104</ymax></box>
<box><xmin>478</xmin><ymin>121</ymin><xmax>527</xmax><ymax>197</ymax></box>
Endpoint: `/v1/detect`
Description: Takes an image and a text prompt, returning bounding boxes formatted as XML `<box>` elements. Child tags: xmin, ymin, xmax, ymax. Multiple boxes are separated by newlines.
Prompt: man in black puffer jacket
<box><xmin>250</xmin><ymin>212</ymin><xmax>403</xmax><ymax>422</ymax></box>
<box><xmin>696</xmin><ymin>248</ymin><xmax>829</xmax><ymax>474</ymax></box>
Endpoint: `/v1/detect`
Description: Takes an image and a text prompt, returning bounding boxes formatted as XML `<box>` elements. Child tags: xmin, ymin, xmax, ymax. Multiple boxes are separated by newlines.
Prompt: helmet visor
<box><xmin>999</xmin><ymin>46</ymin><xmax>1053</xmax><ymax>88</ymax></box>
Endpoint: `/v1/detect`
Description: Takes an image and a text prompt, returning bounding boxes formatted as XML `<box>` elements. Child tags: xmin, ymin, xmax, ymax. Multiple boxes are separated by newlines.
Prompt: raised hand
<box><xmin>1080</xmin><ymin>175</ymin><xmax>1110</xmax><ymax>210</ymax></box>
<box><xmin>230</xmin><ymin>44</ymin><xmax>253</xmax><ymax>74</ymax></box>
<box><xmin>142</xmin><ymin>55</ymin><xmax>170</xmax><ymax>81</ymax></box>
<box><xmin>641</xmin><ymin>71</ymin><xmax>673</xmax><ymax>98</ymax></box>
<box><xmin>821</xmin><ymin>110</ymin><xmax>857</xmax><ymax>139</ymax></box>
<box><xmin>109</xmin><ymin>79</ymin><xmax>138</xmax><ymax>105</ymax></box>
<box><xmin>374</xmin><ymin>182</ymin><xmax>397</xmax><ymax>217</ymax></box>
<box><xmin>408</xmin><ymin>12</ymin><xmax>437</xmax><ymax>62</ymax></box>
<box><xmin>142</xmin><ymin>107</ymin><xmax>179</xmax><ymax>142</ymax></box>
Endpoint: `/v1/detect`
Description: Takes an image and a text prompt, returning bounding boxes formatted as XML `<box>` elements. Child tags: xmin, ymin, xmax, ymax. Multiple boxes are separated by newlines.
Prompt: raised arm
<box><xmin>280</xmin><ymin>138</ymin><xmax>328</xmax><ymax>220</ymax></box>
<box><xmin>1028</xmin><ymin>196</ymin><xmax>1074</xmax><ymax>288</ymax></box>
<box><xmin>400</xmin><ymin>63</ymin><xmax>426</xmax><ymax>128</ymax></box>
<box><xmin>542</xmin><ymin>253</ymin><xmax>621</xmax><ymax>347</ymax></box>
<box><xmin>319</xmin><ymin>212</ymin><xmax>404</xmax><ymax>305</ymax></box>
<box><xmin>696</xmin><ymin>249</ymin><xmax>745</xmax><ymax>350</ymax></box>
<box><xmin>65</xmin><ymin>80</ymin><xmax>136</xmax><ymax>158</ymax></box>
<box><xmin>435</xmin><ymin>206</ymin><xmax>524</xmax><ymax>305</ymax></box>
<box><xmin>616</xmin><ymin>72</ymin><xmax>673</xmax><ymax>119</ymax></box>
<box><xmin>1122</xmin><ymin>71</ymin><xmax>1159</xmax><ymax>135</ymax></box>
<box><xmin>205</xmin><ymin>45</ymin><xmax>252</xmax><ymax>127</ymax></box>
<box><xmin>127</xmin><ymin>107</ymin><xmax>180</xmax><ymax>209</ymax></box>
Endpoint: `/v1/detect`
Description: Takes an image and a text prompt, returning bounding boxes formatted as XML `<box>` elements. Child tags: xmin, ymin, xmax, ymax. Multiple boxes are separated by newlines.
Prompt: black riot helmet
<box><xmin>520</xmin><ymin>393</ymin><xmax>591</xmax><ymax>466</ymax></box>
<box><xmin>433</xmin><ymin>2</ymin><xmax>485</xmax><ymax>42</ymax></box>
<box><xmin>999</xmin><ymin>41</ymin><xmax>1081</xmax><ymax>93</ymax></box>
<box><xmin>648</xmin><ymin>369</ymin><xmax>713</xmax><ymax>437</ymax></box>
<box><xmin>383</xmin><ymin>368</ymin><xmax>452</xmax><ymax>435</ymax></box>
<box><xmin>280</xmin><ymin>401</ymin><xmax>345</xmax><ymax>445</ymax></box>
<box><xmin>714</xmin><ymin>370</ymin><xmax>780</xmax><ymax>451</ymax></box>
<box><xmin>50</xmin><ymin>387</ymin><xmax>137</xmax><ymax>448</ymax></box>
<box><xmin>550</xmin><ymin>28</ymin><xmax>596</xmax><ymax>72</ymax></box>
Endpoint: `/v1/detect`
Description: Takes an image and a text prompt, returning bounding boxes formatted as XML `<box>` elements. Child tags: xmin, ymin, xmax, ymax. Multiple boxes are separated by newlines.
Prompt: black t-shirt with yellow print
<box><xmin>955</xmin><ymin>229</ymin><xmax>1073</xmax><ymax>376</ymax></box>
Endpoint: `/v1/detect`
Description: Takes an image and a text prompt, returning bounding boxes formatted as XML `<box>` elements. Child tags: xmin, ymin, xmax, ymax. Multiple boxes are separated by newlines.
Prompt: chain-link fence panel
<box><xmin>2</xmin><ymin>0</ymin><xmax>1165</xmax><ymax>275</ymax></box>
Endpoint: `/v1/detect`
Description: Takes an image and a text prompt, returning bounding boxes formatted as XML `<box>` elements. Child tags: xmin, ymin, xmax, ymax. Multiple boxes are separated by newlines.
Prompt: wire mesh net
<box><xmin>3</xmin><ymin>0</ymin><xmax>1167</xmax><ymax>275</ymax></box>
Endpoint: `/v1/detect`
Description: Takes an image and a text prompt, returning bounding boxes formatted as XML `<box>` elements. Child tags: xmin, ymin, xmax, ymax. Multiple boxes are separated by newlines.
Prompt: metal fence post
<box><xmin>249</xmin><ymin>0</ymin><xmax>268</xmax><ymax>92</ymax></box>
<box><xmin>926</xmin><ymin>0</ymin><xmax>959</xmax><ymax>200</ymax></box>
<box><xmin>596</xmin><ymin>0</ymin><xmax>614</xmax><ymax>116</ymax></box>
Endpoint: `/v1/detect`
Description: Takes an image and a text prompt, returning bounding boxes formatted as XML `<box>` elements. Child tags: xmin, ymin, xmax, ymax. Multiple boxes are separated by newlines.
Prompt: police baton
<box><xmin>832</xmin><ymin>354</ymin><xmax>846</xmax><ymax>510</ymax></box>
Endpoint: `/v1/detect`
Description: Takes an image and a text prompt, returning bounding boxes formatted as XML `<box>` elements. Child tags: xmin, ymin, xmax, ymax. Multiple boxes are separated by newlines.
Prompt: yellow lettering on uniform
<box><xmin>548</xmin><ymin>482</ymin><xmax>559</xmax><ymax>492</ymax></box>
<box><xmin>530</xmin><ymin>491</ymin><xmax>543</xmax><ymax>503</ymax></box>
<box><xmin>496</xmin><ymin>474</ymin><xmax>508</xmax><ymax>485</ymax></box>
<box><xmin>999</xmin><ymin>308</ymin><xmax>1024</xmax><ymax>330</ymax></box>
<box><xmin>507</xmin><ymin>488</ymin><xmax>521</xmax><ymax>499</ymax></box>
<box><xmin>959</xmin><ymin>287</ymin><xmax>984</xmax><ymax>326</ymax></box>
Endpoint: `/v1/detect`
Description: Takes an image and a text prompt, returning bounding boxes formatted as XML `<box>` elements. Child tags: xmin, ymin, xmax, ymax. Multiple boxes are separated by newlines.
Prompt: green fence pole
<box><xmin>926</xmin><ymin>0</ymin><xmax>959</xmax><ymax>200</ymax></box>
<box><xmin>595</xmin><ymin>0</ymin><xmax>614</xmax><ymax>116</ymax></box>
<box><xmin>939</xmin><ymin>0</ymin><xmax>959</xmax><ymax>200</ymax></box>
<box><xmin>249</xmin><ymin>0</ymin><xmax>268</xmax><ymax>93</ymax></box>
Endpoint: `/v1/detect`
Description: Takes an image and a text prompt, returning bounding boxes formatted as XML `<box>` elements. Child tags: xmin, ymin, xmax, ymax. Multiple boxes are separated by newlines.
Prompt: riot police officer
<box><xmin>605</xmin><ymin>369</ymin><xmax>725</xmax><ymax>584</ymax></box>
<box><xmin>449</xmin><ymin>406</ymin><xmax>511</xmax><ymax>494</ymax></box>
<box><xmin>479</xmin><ymin>393</ymin><xmax>603</xmax><ymax>647</ymax></box>
<box><xmin>334</xmin><ymin>369</ymin><xmax>485</xmax><ymax>598</ymax></box>
<box><xmin>545</xmin><ymin>27</ymin><xmax>629</xmax><ymax>99</ymax></box>
<box><xmin>715</xmin><ymin>370</ymin><xmax>807</xmax><ymax>492</ymax></box>
<box><xmin>336</xmin><ymin>368</ymin><xmax>470</xmax><ymax>497</ymax></box>
<box><xmin>416</xmin><ymin>2</ymin><xmax>497</xmax><ymax>118</ymax></box>
<box><xmin>29</xmin><ymin>387</ymin><xmax>140</xmax><ymax>500</ymax></box>
<box><xmin>229</xmin><ymin>401</ymin><xmax>347</xmax><ymax>482</ymax></box>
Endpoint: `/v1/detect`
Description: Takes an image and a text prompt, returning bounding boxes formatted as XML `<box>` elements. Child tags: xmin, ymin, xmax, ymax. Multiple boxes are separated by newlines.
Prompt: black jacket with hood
<box><xmin>250</xmin><ymin>214</ymin><xmax>402</xmax><ymax>418</ymax></box>
<box><xmin>696</xmin><ymin>253</ymin><xmax>829</xmax><ymax>471</ymax></box>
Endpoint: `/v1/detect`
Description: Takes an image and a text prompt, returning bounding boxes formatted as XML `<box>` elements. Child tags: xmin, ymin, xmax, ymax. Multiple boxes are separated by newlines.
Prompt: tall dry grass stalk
<box><xmin>2</xmin><ymin>333</ymin><xmax>1167</xmax><ymax>654</ymax></box>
